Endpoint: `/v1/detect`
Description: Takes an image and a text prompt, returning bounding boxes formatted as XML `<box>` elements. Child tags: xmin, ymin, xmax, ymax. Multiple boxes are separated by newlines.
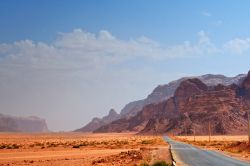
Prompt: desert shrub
<box><xmin>141</xmin><ymin>140</ymin><xmax>154</xmax><ymax>144</ymax></box>
<box><xmin>152</xmin><ymin>160</ymin><xmax>171</xmax><ymax>166</ymax></box>
<box><xmin>120</xmin><ymin>140</ymin><xmax>129</xmax><ymax>144</ymax></box>
<box><xmin>199</xmin><ymin>142</ymin><xmax>206</xmax><ymax>146</ymax></box>
<box><xmin>102</xmin><ymin>141</ymin><xmax>109</xmax><ymax>145</ymax></box>
<box><xmin>47</xmin><ymin>143</ymin><xmax>57</xmax><ymax>148</ymax></box>
<box><xmin>12</xmin><ymin>144</ymin><xmax>19</xmax><ymax>149</ymax></box>
<box><xmin>34</xmin><ymin>142</ymin><xmax>43</xmax><ymax>146</ymax></box>
<box><xmin>29</xmin><ymin>144</ymin><xmax>35</xmax><ymax>148</ymax></box>
<box><xmin>139</xmin><ymin>161</ymin><xmax>149</xmax><ymax>166</ymax></box>
<box><xmin>89</xmin><ymin>141</ymin><xmax>96</xmax><ymax>146</ymax></box>
<box><xmin>0</xmin><ymin>145</ymin><xmax>6</xmax><ymax>149</ymax></box>
<box><xmin>6</xmin><ymin>145</ymin><xmax>13</xmax><ymax>149</ymax></box>
<box><xmin>72</xmin><ymin>145</ymin><xmax>80</xmax><ymax>148</ymax></box>
<box><xmin>237</xmin><ymin>149</ymin><xmax>242</xmax><ymax>153</ymax></box>
<box><xmin>79</xmin><ymin>142</ymin><xmax>88</xmax><ymax>146</ymax></box>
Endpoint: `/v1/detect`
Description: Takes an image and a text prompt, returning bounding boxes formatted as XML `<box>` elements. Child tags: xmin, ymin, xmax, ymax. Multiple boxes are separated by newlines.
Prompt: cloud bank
<box><xmin>0</xmin><ymin>29</ymin><xmax>220</xmax><ymax>71</ymax></box>
<box><xmin>0</xmin><ymin>29</ymin><xmax>250</xmax><ymax>131</ymax></box>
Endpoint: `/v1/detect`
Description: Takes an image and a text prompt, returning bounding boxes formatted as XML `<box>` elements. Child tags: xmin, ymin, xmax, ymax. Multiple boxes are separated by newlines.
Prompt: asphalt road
<box><xmin>164</xmin><ymin>136</ymin><xmax>250</xmax><ymax>166</ymax></box>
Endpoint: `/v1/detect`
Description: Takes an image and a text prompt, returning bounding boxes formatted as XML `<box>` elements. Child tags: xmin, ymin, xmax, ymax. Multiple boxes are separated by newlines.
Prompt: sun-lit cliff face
<box><xmin>94</xmin><ymin>71</ymin><xmax>250</xmax><ymax>135</ymax></box>
<box><xmin>78</xmin><ymin>74</ymin><xmax>246</xmax><ymax>132</ymax></box>
<box><xmin>119</xmin><ymin>74</ymin><xmax>246</xmax><ymax>118</ymax></box>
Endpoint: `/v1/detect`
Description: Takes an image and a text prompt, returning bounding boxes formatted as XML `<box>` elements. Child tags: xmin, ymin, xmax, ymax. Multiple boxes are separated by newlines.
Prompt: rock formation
<box><xmin>0</xmin><ymin>113</ymin><xmax>49</xmax><ymax>132</ymax></box>
<box><xmin>75</xmin><ymin>109</ymin><xmax>120</xmax><ymax>132</ymax></box>
<box><xmin>78</xmin><ymin>73</ymin><xmax>246</xmax><ymax>132</ymax></box>
<box><xmin>120</xmin><ymin>74</ymin><xmax>245</xmax><ymax>118</ymax></box>
<box><xmin>94</xmin><ymin>71</ymin><xmax>250</xmax><ymax>135</ymax></box>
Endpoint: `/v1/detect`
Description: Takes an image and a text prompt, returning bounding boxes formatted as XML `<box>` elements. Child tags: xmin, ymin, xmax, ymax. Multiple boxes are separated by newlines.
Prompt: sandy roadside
<box><xmin>0</xmin><ymin>132</ymin><xmax>172</xmax><ymax>166</ymax></box>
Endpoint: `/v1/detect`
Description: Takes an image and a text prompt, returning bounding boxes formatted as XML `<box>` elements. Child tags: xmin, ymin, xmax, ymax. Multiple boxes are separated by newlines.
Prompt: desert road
<box><xmin>164</xmin><ymin>136</ymin><xmax>250</xmax><ymax>166</ymax></box>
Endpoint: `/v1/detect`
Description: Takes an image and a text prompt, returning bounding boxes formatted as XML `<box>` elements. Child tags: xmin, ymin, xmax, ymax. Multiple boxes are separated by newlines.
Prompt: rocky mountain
<box><xmin>75</xmin><ymin>109</ymin><xmax>120</xmax><ymax>132</ymax></box>
<box><xmin>120</xmin><ymin>74</ymin><xmax>246</xmax><ymax>118</ymax></box>
<box><xmin>77</xmin><ymin>73</ymin><xmax>245</xmax><ymax>132</ymax></box>
<box><xmin>95</xmin><ymin>71</ymin><xmax>250</xmax><ymax>135</ymax></box>
<box><xmin>0</xmin><ymin>113</ymin><xmax>49</xmax><ymax>132</ymax></box>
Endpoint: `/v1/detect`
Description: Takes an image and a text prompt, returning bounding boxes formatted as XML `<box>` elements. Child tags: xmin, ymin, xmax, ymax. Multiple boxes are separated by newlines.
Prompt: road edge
<box><xmin>169</xmin><ymin>144</ymin><xmax>177</xmax><ymax>166</ymax></box>
<box><xmin>165</xmin><ymin>136</ymin><xmax>188</xmax><ymax>166</ymax></box>
<box><xmin>165</xmin><ymin>136</ymin><xmax>177</xmax><ymax>166</ymax></box>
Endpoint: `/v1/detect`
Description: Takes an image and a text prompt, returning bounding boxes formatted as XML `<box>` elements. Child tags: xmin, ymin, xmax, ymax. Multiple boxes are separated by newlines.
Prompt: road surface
<box><xmin>164</xmin><ymin>136</ymin><xmax>250</xmax><ymax>166</ymax></box>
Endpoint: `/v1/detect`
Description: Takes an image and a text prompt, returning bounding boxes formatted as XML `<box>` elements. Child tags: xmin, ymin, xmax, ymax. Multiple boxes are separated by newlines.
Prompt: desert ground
<box><xmin>174</xmin><ymin>135</ymin><xmax>250</xmax><ymax>162</ymax></box>
<box><xmin>0</xmin><ymin>132</ymin><xmax>172</xmax><ymax>166</ymax></box>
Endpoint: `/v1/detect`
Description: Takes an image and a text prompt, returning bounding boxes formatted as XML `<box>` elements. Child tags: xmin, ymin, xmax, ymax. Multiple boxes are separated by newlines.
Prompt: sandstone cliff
<box><xmin>78</xmin><ymin>74</ymin><xmax>245</xmax><ymax>132</ymax></box>
<box><xmin>120</xmin><ymin>74</ymin><xmax>245</xmax><ymax>118</ymax></box>
<box><xmin>94</xmin><ymin>72</ymin><xmax>250</xmax><ymax>135</ymax></box>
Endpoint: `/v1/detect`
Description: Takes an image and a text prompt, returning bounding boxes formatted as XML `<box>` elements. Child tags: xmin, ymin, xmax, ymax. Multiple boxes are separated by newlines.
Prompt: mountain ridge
<box><xmin>75</xmin><ymin>109</ymin><xmax>120</xmax><ymax>132</ymax></box>
<box><xmin>95</xmin><ymin>73</ymin><xmax>250</xmax><ymax>134</ymax></box>
<box><xmin>77</xmin><ymin>73</ymin><xmax>246</xmax><ymax>132</ymax></box>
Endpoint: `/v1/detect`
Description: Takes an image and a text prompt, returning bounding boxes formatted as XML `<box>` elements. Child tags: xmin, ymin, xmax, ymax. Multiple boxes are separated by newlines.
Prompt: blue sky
<box><xmin>0</xmin><ymin>0</ymin><xmax>250</xmax><ymax>131</ymax></box>
<box><xmin>1</xmin><ymin>0</ymin><xmax>250</xmax><ymax>44</ymax></box>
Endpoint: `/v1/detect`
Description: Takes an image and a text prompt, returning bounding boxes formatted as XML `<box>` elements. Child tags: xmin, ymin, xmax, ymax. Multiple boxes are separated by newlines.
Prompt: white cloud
<box><xmin>214</xmin><ymin>20</ymin><xmax>223</xmax><ymax>26</ymax></box>
<box><xmin>224</xmin><ymin>38</ymin><xmax>250</xmax><ymax>54</ymax></box>
<box><xmin>0</xmin><ymin>28</ymin><xmax>249</xmax><ymax>131</ymax></box>
<box><xmin>0</xmin><ymin>29</ymin><xmax>245</xmax><ymax>90</ymax></box>
<box><xmin>0</xmin><ymin>29</ymin><xmax>220</xmax><ymax>69</ymax></box>
<box><xmin>164</xmin><ymin>31</ymin><xmax>219</xmax><ymax>58</ymax></box>
<box><xmin>202</xmin><ymin>10</ymin><xmax>212</xmax><ymax>17</ymax></box>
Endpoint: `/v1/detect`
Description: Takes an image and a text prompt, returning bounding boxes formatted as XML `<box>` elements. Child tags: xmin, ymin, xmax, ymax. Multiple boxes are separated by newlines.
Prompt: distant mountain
<box><xmin>0</xmin><ymin>113</ymin><xmax>49</xmax><ymax>132</ymax></box>
<box><xmin>77</xmin><ymin>73</ymin><xmax>246</xmax><ymax>132</ymax></box>
<box><xmin>75</xmin><ymin>109</ymin><xmax>120</xmax><ymax>132</ymax></box>
<box><xmin>95</xmin><ymin>71</ymin><xmax>250</xmax><ymax>135</ymax></box>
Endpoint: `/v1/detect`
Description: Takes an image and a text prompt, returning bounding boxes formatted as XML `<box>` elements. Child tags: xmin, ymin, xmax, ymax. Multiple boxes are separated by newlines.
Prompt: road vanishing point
<box><xmin>164</xmin><ymin>136</ymin><xmax>250</xmax><ymax>166</ymax></box>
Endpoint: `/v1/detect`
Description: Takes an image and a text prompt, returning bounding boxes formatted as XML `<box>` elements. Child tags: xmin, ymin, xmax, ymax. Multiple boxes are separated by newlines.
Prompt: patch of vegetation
<box><xmin>199</xmin><ymin>142</ymin><xmax>206</xmax><ymax>146</ymax></box>
<box><xmin>6</xmin><ymin>146</ymin><xmax>13</xmax><ymax>149</ymax></box>
<box><xmin>0</xmin><ymin>145</ymin><xmax>6</xmax><ymax>149</ymax></box>
<box><xmin>29</xmin><ymin>144</ymin><xmax>35</xmax><ymax>148</ymax></box>
<box><xmin>11</xmin><ymin>144</ymin><xmax>20</xmax><ymax>149</ymax></box>
<box><xmin>152</xmin><ymin>161</ymin><xmax>172</xmax><ymax>166</ymax></box>
<box><xmin>0</xmin><ymin>144</ymin><xmax>20</xmax><ymax>149</ymax></box>
<box><xmin>139</xmin><ymin>161</ymin><xmax>150</xmax><ymax>166</ymax></box>
<box><xmin>141</xmin><ymin>140</ymin><xmax>154</xmax><ymax>144</ymax></box>
<box><xmin>34</xmin><ymin>142</ymin><xmax>43</xmax><ymax>146</ymax></box>
<box><xmin>72</xmin><ymin>145</ymin><xmax>80</xmax><ymax>148</ymax></box>
<box><xmin>47</xmin><ymin>143</ymin><xmax>57</xmax><ymax>148</ymax></box>
<box><xmin>79</xmin><ymin>142</ymin><xmax>88</xmax><ymax>146</ymax></box>
<box><xmin>101</xmin><ymin>141</ymin><xmax>109</xmax><ymax>145</ymax></box>
<box><xmin>119</xmin><ymin>140</ymin><xmax>129</xmax><ymax>145</ymax></box>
